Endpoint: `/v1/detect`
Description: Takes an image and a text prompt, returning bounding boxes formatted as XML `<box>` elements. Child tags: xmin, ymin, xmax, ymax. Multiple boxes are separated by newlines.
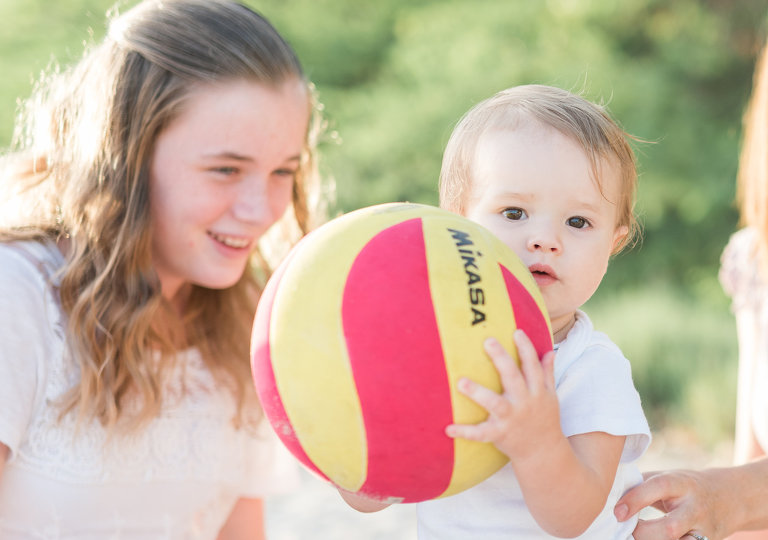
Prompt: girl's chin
<box><xmin>199</xmin><ymin>274</ymin><xmax>245</xmax><ymax>290</ymax></box>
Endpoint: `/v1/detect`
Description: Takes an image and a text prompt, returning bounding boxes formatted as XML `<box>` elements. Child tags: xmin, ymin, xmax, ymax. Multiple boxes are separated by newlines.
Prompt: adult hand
<box><xmin>614</xmin><ymin>468</ymin><xmax>728</xmax><ymax>540</ymax></box>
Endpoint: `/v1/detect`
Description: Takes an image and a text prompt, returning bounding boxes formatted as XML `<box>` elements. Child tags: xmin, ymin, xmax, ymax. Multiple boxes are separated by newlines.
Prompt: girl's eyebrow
<box><xmin>202</xmin><ymin>151</ymin><xmax>302</xmax><ymax>163</ymax></box>
<box><xmin>202</xmin><ymin>151</ymin><xmax>253</xmax><ymax>161</ymax></box>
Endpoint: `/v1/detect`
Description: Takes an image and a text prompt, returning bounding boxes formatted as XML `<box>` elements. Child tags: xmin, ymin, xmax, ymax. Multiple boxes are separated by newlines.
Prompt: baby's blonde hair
<box><xmin>439</xmin><ymin>84</ymin><xmax>639</xmax><ymax>253</ymax></box>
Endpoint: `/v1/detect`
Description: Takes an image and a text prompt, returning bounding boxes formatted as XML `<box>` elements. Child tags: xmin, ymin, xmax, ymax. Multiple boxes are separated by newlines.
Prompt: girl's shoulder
<box><xmin>0</xmin><ymin>239</ymin><xmax>64</xmax><ymax>323</ymax></box>
<box><xmin>0</xmin><ymin>239</ymin><xmax>64</xmax><ymax>283</ymax></box>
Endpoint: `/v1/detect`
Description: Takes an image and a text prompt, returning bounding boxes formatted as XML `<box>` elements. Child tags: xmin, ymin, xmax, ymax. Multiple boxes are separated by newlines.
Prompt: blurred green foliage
<box><xmin>587</xmin><ymin>287</ymin><xmax>738</xmax><ymax>447</ymax></box>
<box><xmin>2</xmin><ymin>0</ymin><xmax>766</xmax><ymax>445</ymax></box>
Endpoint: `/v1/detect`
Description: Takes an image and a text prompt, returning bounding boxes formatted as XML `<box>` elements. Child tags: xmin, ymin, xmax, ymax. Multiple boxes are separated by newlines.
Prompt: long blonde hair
<box><xmin>439</xmin><ymin>84</ymin><xmax>639</xmax><ymax>254</ymax></box>
<box><xmin>0</xmin><ymin>0</ymin><xmax>325</xmax><ymax>430</ymax></box>
<box><xmin>737</xmin><ymin>40</ymin><xmax>768</xmax><ymax>273</ymax></box>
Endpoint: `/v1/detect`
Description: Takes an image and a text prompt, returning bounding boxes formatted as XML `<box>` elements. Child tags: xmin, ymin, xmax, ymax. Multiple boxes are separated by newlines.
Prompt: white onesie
<box><xmin>417</xmin><ymin>310</ymin><xmax>651</xmax><ymax>539</ymax></box>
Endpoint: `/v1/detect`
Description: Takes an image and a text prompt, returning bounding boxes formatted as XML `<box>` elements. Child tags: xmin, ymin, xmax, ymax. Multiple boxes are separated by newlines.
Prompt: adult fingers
<box><xmin>630</xmin><ymin>514</ymin><xmax>696</xmax><ymax>540</ymax></box>
<box><xmin>641</xmin><ymin>470</ymin><xmax>662</xmax><ymax>481</ymax></box>
<box><xmin>615</xmin><ymin>471</ymin><xmax>688</xmax><ymax>521</ymax></box>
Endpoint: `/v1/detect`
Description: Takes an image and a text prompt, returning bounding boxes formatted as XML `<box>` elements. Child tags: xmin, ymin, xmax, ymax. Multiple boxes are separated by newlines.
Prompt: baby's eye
<box><xmin>567</xmin><ymin>216</ymin><xmax>590</xmax><ymax>229</ymax></box>
<box><xmin>502</xmin><ymin>208</ymin><xmax>526</xmax><ymax>221</ymax></box>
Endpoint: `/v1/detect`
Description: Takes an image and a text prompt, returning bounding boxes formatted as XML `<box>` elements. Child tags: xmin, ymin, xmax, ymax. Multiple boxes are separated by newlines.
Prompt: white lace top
<box><xmin>720</xmin><ymin>228</ymin><xmax>768</xmax><ymax>452</ymax></box>
<box><xmin>0</xmin><ymin>241</ymin><xmax>298</xmax><ymax>539</ymax></box>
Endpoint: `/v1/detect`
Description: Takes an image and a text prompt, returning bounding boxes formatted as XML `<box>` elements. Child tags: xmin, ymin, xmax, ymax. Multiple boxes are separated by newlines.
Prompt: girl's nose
<box><xmin>232</xmin><ymin>175</ymin><xmax>273</xmax><ymax>225</ymax></box>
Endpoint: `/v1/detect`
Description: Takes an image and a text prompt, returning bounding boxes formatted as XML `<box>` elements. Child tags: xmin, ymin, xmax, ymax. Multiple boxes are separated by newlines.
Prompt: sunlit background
<box><xmin>3</xmin><ymin>0</ymin><xmax>767</xmax><ymax>496</ymax></box>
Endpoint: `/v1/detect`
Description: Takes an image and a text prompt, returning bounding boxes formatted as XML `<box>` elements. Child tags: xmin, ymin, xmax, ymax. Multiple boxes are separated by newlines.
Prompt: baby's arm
<box><xmin>447</xmin><ymin>330</ymin><xmax>625</xmax><ymax>537</ymax></box>
<box><xmin>337</xmin><ymin>488</ymin><xmax>391</xmax><ymax>513</ymax></box>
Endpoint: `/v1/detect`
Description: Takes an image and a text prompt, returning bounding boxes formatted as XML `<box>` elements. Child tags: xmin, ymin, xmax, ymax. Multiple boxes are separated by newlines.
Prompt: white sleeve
<box><xmin>0</xmin><ymin>245</ymin><xmax>56</xmax><ymax>460</ymax></box>
<box><xmin>556</xmin><ymin>344</ymin><xmax>651</xmax><ymax>463</ymax></box>
<box><xmin>239</xmin><ymin>418</ymin><xmax>301</xmax><ymax>497</ymax></box>
<box><xmin>719</xmin><ymin>228</ymin><xmax>756</xmax><ymax>311</ymax></box>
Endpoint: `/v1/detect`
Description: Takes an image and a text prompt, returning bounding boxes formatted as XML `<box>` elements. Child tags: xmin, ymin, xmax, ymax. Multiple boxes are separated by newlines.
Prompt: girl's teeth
<box><xmin>211</xmin><ymin>233</ymin><xmax>249</xmax><ymax>248</ymax></box>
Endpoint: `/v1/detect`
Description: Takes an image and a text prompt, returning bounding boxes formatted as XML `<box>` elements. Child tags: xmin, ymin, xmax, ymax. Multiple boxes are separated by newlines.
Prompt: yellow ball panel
<box><xmin>269</xmin><ymin>204</ymin><xmax>431</xmax><ymax>490</ymax></box>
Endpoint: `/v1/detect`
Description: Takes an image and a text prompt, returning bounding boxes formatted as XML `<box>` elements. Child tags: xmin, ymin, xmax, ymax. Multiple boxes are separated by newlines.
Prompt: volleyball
<box><xmin>250</xmin><ymin>203</ymin><xmax>552</xmax><ymax>503</ymax></box>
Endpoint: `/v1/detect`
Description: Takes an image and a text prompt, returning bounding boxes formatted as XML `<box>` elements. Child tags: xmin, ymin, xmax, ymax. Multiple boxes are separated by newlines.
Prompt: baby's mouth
<box><xmin>528</xmin><ymin>263</ymin><xmax>558</xmax><ymax>286</ymax></box>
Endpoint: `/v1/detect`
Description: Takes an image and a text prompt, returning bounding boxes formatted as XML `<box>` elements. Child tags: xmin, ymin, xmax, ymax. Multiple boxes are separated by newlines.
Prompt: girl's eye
<box><xmin>274</xmin><ymin>168</ymin><xmax>298</xmax><ymax>179</ymax></box>
<box><xmin>213</xmin><ymin>166</ymin><xmax>239</xmax><ymax>176</ymax></box>
<box><xmin>502</xmin><ymin>208</ymin><xmax>526</xmax><ymax>221</ymax></box>
<box><xmin>567</xmin><ymin>216</ymin><xmax>590</xmax><ymax>229</ymax></box>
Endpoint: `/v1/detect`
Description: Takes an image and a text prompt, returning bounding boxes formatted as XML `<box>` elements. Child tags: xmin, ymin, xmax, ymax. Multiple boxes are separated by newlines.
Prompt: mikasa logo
<box><xmin>447</xmin><ymin>228</ymin><xmax>486</xmax><ymax>325</ymax></box>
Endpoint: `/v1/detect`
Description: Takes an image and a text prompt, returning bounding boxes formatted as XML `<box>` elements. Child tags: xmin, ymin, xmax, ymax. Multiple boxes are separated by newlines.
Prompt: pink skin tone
<box><xmin>341</xmin><ymin>121</ymin><xmax>632</xmax><ymax>534</ymax></box>
<box><xmin>614</xmin><ymin>465</ymin><xmax>766</xmax><ymax>540</ymax></box>
<box><xmin>149</xmin><ymin>78</ymin><xmax>309</xmax><ymax>538</ymax></box>
<box><xmin>464</xmin><ymin>122</ymin><xmax>628</xmax><ymax>343</ymax></box>
<box><xmin>149</xmin><ymin>78</ymin><xmax>309</xmax><ymax>310</ymax></box>
<box><xmin>614</xmin><ymin>289</ymin><xmax>768</xmax><ymax>539</ymax></box>
<box><xmin>0</xmin><ymin>80</ymin><xmax>309</xmax><ymax>539</ymax></box>
<box><xmin>446</xmin><ymin>120</ymin><xmax>629</xmax><ymax>536</ymax></box>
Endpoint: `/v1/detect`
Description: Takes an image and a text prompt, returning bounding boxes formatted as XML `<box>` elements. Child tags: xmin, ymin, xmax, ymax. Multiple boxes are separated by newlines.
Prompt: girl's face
<box><xmin>464</xmin><ymin>121</ymin><xmax>627</xmax><ymax>342</ymax></box>
<box><xmin>149</xmin><ymin>79</ymin><xmax>309</xmax><ymax>302</ymax></box>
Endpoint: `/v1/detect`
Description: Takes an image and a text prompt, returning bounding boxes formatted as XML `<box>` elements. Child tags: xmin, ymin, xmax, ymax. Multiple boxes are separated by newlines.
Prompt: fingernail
<box><xmin>614</xmin><ymin>503</ymin><xmax>628</xmax><ymax>521</ymax></box>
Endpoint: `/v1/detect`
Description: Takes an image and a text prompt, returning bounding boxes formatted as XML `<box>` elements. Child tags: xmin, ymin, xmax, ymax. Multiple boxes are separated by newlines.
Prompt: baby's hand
<box><xmin>445</xmin><ymin>330</ymin><xmax>559</xmax><ymax>463</ymax></box>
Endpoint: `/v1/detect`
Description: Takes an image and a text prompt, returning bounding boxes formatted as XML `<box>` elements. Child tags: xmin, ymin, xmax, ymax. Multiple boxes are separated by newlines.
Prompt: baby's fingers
<box><xmin>512</xmin><ymin>330</ymin><xmax>544</xmax><ymax>387</ymax></box>
<box><xmin>445</xmin><ymin>378</ymin><xmax>495</xmax><ymax>440</ymax></box>
<box><xmin>445</xmin><ymin>421</ymin><xmax>491</xmax><ymax>441</ymax></box>
<box><xmin>455</xmin><ymin>377</ymin><xmax>511</xmax><ymax>418</ymax></box>
<box><xmin>539</xmin><ymin>349</ymin><xmax>556</xmax><ymax>392</ymax></box>
<box><xmin>483</xmin><ymin>337</ymin><xmax>527</xmax><ymax>397</ymax></box>
<box><xmin>445</xmin><ymin>380</ymin><xmax>505</xmax><ymax>442</ymax></box>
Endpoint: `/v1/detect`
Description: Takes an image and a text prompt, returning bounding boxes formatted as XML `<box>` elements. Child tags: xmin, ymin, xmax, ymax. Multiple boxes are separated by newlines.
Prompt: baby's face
<box><xmin>464</xmin><ymin>122</ymin><xmax>627</xmax><ymax>342</ymax></box>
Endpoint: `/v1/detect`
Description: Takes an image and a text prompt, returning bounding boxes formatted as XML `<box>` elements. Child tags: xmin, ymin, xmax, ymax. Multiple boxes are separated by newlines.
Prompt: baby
<box><xmin>417</xmin><ymin>84</ymin><xmax>651</xmax><ymax>539</ymax></box>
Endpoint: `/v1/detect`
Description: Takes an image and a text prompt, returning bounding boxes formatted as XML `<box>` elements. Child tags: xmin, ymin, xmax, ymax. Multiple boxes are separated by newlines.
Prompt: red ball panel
<box><xmin>500</xmin><ymin>264</ymin><xmax>553</xmax><ymax>359</ymax></box>
<box><xmin>342</xmin><ymin>218</ymin><xmax>455</xmax><ymax>502</ymax></box>
<box><xmin>251</xmin><ymin>245</ymin><xmax>328</xmax><ymax>481</ymax></box>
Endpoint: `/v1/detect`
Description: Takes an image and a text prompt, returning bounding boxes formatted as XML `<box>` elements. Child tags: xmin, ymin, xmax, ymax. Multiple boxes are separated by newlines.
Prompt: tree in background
<box><xmin>2</xmin><ymin>0</ymin><xmax>766</xmax><ymax>444</ymax></box>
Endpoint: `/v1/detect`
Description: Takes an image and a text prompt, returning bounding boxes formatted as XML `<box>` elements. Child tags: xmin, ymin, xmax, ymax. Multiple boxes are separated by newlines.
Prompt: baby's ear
<box><xmin>611</xmin><ymin>225</ymin><xmax>629</xmax><ymax>253</ymax></box>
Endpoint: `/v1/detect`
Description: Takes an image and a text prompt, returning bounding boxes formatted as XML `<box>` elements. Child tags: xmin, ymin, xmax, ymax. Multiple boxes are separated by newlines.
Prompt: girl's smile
<box><xmin>149</xmin><ymin>79</ymin><xmax>309</xmax><ymax>303</ymax></box>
